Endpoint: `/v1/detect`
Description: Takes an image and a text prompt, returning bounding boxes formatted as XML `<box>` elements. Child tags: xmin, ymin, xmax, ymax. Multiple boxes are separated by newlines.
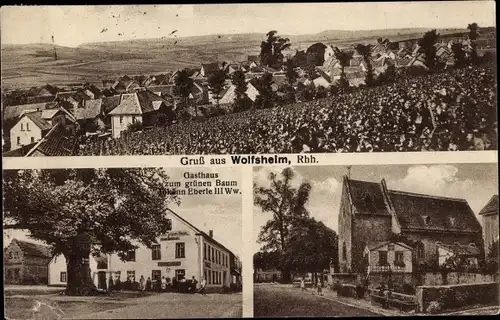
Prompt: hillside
<box><xmin>1</xmin><ymin>27</ymin><xmax>469</xmax><ymax>90</ymax></box>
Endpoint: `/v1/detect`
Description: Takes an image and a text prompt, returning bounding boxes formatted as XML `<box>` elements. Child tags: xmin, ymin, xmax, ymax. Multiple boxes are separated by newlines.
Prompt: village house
<box><xmin>364</xmin><ymin>241</ymin><xmax>413</xmax><ymax>274</ymax></box>
<box><xmin>4</xmin><ymin>239</ymin><xmax>52</xmax><ymax>285</ymax></box>
<box><xmin>108</xmin><ymin>91</ymin><xmax>174</xmax><ymax>138</ymax></box>
<box><xmin>304</xmin><ymin>69</ymin><xmax>332</xmax><ymax>88</ymax></box>
<box><xmin>74</xmin><ymin>99</ymin><xmax>106</xmax><ymax>133</ymax></box>
<box><xmin>212</xmin><ymin>80</ymin><xmax>260</xmax><ymax>105</ymax></box>
<box><xmin>338</xmin><ymin>176</ymin><xmax>483</xmax><ymax>274</ymax></box>
<box><xmin>479</xmin><ymin>195</ymin><xmax>499</xmax><ymax>254</ymax></box>
<box><xmin>48</xmin><ymin>208</ymin><xmax>238</xmax><ymax>292</ymax></box>
<box><xmin>200</xmin><ymin>62</ymin><xmax>223</xmax><ymax>78</ymax></box>
<box><xmin>9</xmin><ymin>110</ymin><xmax>53</xmax><ymax>151</ymax></box>
<box><xmin>254</xmin><ymin>268</ymin><xmax>283</xmax><ymax>282</ymax></box>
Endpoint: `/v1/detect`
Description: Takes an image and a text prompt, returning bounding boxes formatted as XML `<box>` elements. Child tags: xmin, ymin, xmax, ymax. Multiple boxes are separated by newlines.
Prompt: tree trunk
<box><xmin>65</xmin><ymin>252</ymin><xmax>97</xmax><ymax>296</ymax></box>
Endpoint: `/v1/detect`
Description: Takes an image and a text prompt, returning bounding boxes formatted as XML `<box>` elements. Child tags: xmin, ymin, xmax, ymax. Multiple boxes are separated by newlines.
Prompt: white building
<box><xmin>364</xmin><ymin>241</ymin><xmax>413</xmax><ymax>273</ymax></box>
<box><xmin>48</xmin><ymin>208</ymin><xmax>238</xmax><ymax>292</ymax></box>
<box><xmin>215</xmin><ymin>81</ymin><xmax>260</xmax><ymax>105</ymax></box>
<box><xmin>9</xmin><ymin>111</ymin><xmax>52</xmax><ymax>151</ymax></box>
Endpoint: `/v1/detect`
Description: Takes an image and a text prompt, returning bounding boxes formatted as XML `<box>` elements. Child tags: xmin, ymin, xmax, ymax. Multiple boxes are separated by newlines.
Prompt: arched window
<box><xmin>342</xmin><ymin>242</ymin><xmax>347</xmax><ymax>261</ymax></box>
<box><xmin>416</xmin><ymin>241</ymin><xmax>425</xmax><ymax>260</ymax></box>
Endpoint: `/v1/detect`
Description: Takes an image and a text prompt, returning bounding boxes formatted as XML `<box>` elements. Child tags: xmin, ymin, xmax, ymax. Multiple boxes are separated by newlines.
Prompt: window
<box><xmin>175</xmin><ymin>269</ymin><xmax>185</xmax><ymax>281</ymax></box>
<box><xmin>207</xmin><ymin>245</ymin><xmax>211</xmax><ymax>261</ymax></box>
<box><xmin>395</xmin><ymin>251</ymin><xmax>404</xmax><ymax>264</ymax></box>
<box><xmin>30</xmin><ymin>137</ymin><xmax>35</xmax><ymax>143</ymax></box>
<box><xmin>17</xmin><ymin>137</ymin><xmax>21</xmax><ymax>145</ymax></box>
<box><xmin>120</xmin><ymin>116</ymin><xmax>124</xmax><ymax>124</ymax></box>
<box><xmin>127</xmin><ymin>270</ymin><xmax>135</xmax><ymax>282</ymax></box>
<box><xmin>152</xmin><ymin>270</ymin><xmax>161</xmax><ymax>281</ymax></box>
<box><xmin>212</xmin><ymin>271</ymin><xmax>216</xmax><ymax>284</ymax></box>
<box><xmin>342</xmin><ymin>242</ymin><xmax>347</xmax><ymax>261</ymax></box>
<box><xmin>60</xmin><ymin>272</ymin><xmax>67</xmax><ymax>283</ymax></box>
<box><xmin>21</xmin><ymin>123</ymin><xmax>24</xmax><ymax>131</ymax></box>
<box><xmin>166</xmin><ymin>219</ymin><xmax>172</xmax><ymax>231</ymax></box>
<box><xmin>152</xmin><ymin>244</ymin><xmax>161</xmax><ymax>260</ymax></box>
<box><xmin>378</xmin><ymin>251</ymin><xmax>388</xmax><ymax>265</ymax></box>
<box><xmin>219</xmin><ymin>251</ymin><xmax>221</xmax><ymax>265</ymax></box>
<box><xmin>26</xmin><ymin>123</ymin><xmax>30</xmax><ymax>131</ymax></box>
<box><xmin>126</xmin><ymin>250</ymin><xmax>136</xmax><ymax>262</ymax></box>
<box><xmin>211</xmin><ymin>248</ymin><xmax>215</xmax><ymax>262</ymax></box>
<box><xmin>175</xmin><ymin>243</ymin><xmax>185</xmax><ymax>258</ymax></box>
<box><xmin>208</xmin><ymin>270</ymin><xmax>212</xmax><ymax>284</ymax></box>
<box><xmin>204</xmin><ymin>244</ymin><xmax>207</xmax><ymax>260</ymax></box>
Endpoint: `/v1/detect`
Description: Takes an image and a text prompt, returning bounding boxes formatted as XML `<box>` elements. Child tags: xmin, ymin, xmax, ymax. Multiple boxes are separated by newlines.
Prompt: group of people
<box><xmin>107</xmin><ymin>275</ymin><xmax>207</xmax><ymax>295</ymax></box>
<box><xmin>78</xmin><ymin>65</ymin><xmax>496</xmax><ymax>156</ymax></box>
<box><xmin>299</xmin><ymin>277</ymin><xmax>324</xmax><ymax>296</ymax></box>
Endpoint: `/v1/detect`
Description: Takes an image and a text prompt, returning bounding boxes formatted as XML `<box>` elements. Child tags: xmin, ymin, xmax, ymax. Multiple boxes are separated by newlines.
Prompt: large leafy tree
<box><xmin>231</xmin><ymin>70</ymin><xmax>250</xmax><ymax>112</ymax></box>
<box><xmin>467</xmin><ymin>22</ymin><xmax>480</xmax><ymax>64</ymax></box>
<box><xmin>3</xmin><ymin>168</ymin><xmax>180</xmax><ymax>296</ymax></box>
<box><xmin>283</xmin><ymin>59</ymin><xmax>299</xmax><ymax>104</ymax></box>
<box><xmin>418</xmin><ymin>29</ymin><xmax>439</xmax><ymax>70</ymax></box>
<box><xmin>207</xmin><ymin>68</ymin><xmax>227</xmax><ymax>107</ymax></box>
<box><xmin>260</xmin><ymin>30</ymin><xmax>291</xmax><ymax>68</ymax></box>
<box><xmin>355</xmin><ymin>44</ymin><xmax>374</xmax><ymax>85</ymax></box>
<box><xmin>333</xmin><ymin>47</ymin><xmax>353</xmax><ymax>89</ymax></box>
<box><xmin>451</xmin><ymin>42</ymin><xmax>466</xmax><ymax>68</ymax></box>
<box><xmin>254</xmin><ymin>168</ymin><xmax>312</xmax><ymax>281</ymax></box>
<box><xmin>173</xmin><ymin>69</ymin><xmax>194</xmax><ymax>110</ymax></box>
<box><xmin>306</xmin><ymin>43</ymin><xmax>327</xmax><ymax>66</ymax></box>
<box><xmin>255</xmin><ymin>72</ymin><xmax>276</xmax><ymax>109</ymax></box>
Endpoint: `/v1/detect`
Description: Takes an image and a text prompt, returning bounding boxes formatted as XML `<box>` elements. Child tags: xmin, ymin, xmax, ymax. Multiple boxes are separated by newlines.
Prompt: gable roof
<box><xmin>3</xmin><ymin>103</ymin><xmax>55</xmax><ymax>121</ymax></box>
<box><xmin>388</xmin><ymin>190</ymin><xmax>481</xmax><ymax>233</ymax></box>
<box><xmin>201</xmin><ymin>62</ymin><xmax>221</xmax><ymax>75</ymax></box>
<box><xmin>24</xmin><ymin>111</ymin><xmax>53</xmax><ymax>131</ymax></box>
<box><xmin>75</xmin><ymin>99</ymin><xmax>103</xmax><ymax>120</ymax></box>
<box><xmin>109</xmin><ymin>94</ymin><xmax>142</xmax><ymax>115</ymax></box>
<box><xmin>3</xmin><ymin>142</ymin><xmax>38</xmax><ymax>157</ymax></box>
<box><xmin>41</xmin><ymin>109</ymin><xmax>61</xmax><ymax>120</ymax></box>
<box><xmin>346</xmin><ymin>178</ymin><xmax>391</xmax><ymax>216</ymax></box>
<box><xmin>366</xmin><ymin>241</ymin><xmax>413</xmax><ymax>251</ymax></box>
<box><xmin>10</xmin><ymin>239</ymin><xmax>52</xmax><ymax>258</ymax></box>
<box><xmin>101</xmin><ymin>95</ymin><xmax>122</xmax><ymax>114</ymax></box>
<box><xmin>26</xmin><ymin>124</ymin><xmax>76</xmax><ymax>157</ymax></box>
<box><xmin>437</xmin><ymin>243</ymin><xmax>481</xmax><ymax>256</ymax></box>
<box><xmin>479</xmin><ymin>195</ymin><xmax>499</xmax><ymax>216</ymax></box>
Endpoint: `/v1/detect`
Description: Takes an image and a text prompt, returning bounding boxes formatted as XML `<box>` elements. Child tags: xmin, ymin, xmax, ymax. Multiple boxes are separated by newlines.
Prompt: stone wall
<box><xmin>416</xmin><ymin>282</ymin><xmax>499</xmax><ymax>313</ymax></box>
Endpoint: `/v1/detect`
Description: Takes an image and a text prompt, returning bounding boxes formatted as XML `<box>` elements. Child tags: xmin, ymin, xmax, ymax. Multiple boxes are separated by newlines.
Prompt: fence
<box><xmin>418</xmin><ymin>272</ymin><xmax>499</xmax><ymax>286</ymax></box>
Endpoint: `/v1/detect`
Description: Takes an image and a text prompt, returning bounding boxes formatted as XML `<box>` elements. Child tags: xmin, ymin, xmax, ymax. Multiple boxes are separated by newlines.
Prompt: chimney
<box><xmin>209</xmin><ymin>230</ymin><xmax>213</xmax><ymax>238</ymax></box>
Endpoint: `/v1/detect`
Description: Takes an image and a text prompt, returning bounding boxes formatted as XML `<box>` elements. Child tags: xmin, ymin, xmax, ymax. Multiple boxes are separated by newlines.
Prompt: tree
<box><xmin>284</xmin><ymin>59</ymin><xmax>299</xmax><ymax>86</ymax></box>
<box><xmin>259</xmin><ymin>30</ymin><xmax>291</xmax><ymax>68</ymax></box>
<box><xmin>292</xmin><ymin>50</ymin><xmax>308</xmax><ymax>68</ymax></box>
<box><xmin>284</xmin><ymin>216</ymin><xmax>338</xmax><ymax>277</ymax></box>
<box><xmin>254</xmin><ymin>167</ymin><xmax>312</xmax><ymax>281</ymax></box>
<box><xmin>467</xmin><ymin>22</ymin><xmax>480</xmax><ymax>64</ymax></box>
<box><xmin>231</xmin><ymin>70</ymin><xmax>250</xmax><ymax>112</ymax></box>
<box><xmin>355</xmin><ymin>44</ymin><xmax>374</xmax><ymax>85</ymax></box>
<box><xmin>207</xmin><ymin>69</ymin><xmax>227</xmax><ymax>108</ymax></box>
<box><xmin>306</xmin><ymin>43</ymin><xmax>327</xmax><ymax>66</ymax></box>
<box><xmin>173</xmin><ymin>69</ymin><xmax>194</xmax><ymax>111</ymax></box>
<box><xmin>418</xmin><ymin>29</ymin><xmax>439</xmax><ymax>70</ymax></box>
<box><xmin>451</xmin><ymin>42</ymin><xmax>466</xmax><ymax>68</ymax></box>
<box><xmin>255</xmin><ymin>72</ymin><xmax>276</xmax><ymax>109</ymax></box>
<box><xmin>485</xmin><ymin>240</ymin><xmax>499</xmax><ymax>274</ymax></box>
<box><xmin>333</xmin><ymin>47</ymin><xmax>353</xmax><ymax>89</ymax></box>
<box><xmin>3</xmin><ymin>168</ymin><xmax>180</xmax><ymax>296</ymax></box>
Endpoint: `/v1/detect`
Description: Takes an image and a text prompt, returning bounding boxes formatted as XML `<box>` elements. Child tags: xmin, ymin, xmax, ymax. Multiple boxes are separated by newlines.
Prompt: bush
<box><xmin>126</xmin><ymin>121</ymin><xmax>143</xmax><ymax>133</ymax></box>
<box><xmin>426</xmin><ymin>301</ymin><xmax>442</xmax><ymax>314</ymax></box>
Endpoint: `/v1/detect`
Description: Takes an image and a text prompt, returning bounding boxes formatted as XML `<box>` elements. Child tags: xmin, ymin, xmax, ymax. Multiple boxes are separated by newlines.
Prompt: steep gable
<box><xmin>479</xmin><ymin>195</ymin><xmax>499</xmax><ymax>216</ymax></box>
<box><xmin>346</xmin><ymin>178</ymin><xmax>390</xmax><ymax>216</ymax></box>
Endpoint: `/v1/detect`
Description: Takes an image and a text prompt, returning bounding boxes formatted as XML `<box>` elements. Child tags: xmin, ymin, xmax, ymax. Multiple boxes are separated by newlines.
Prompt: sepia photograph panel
<box><xmin>252</xmin><ymin>163</ymin><xmax>499</xmax><ymax>317</ymax></box>
<box><xmin>1</xmin><ymin>2</ymin><xmax>497</xmax><ymax>157</ymax></box>
<box><xmin>3</xmin><ymin>167</ymin><xmax>243</xmax><ymax>319</ymax></box>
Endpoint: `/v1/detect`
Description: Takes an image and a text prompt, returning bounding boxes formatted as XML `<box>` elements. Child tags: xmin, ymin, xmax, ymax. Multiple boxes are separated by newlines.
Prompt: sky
<box><xmin>3</xmin><ymin>167</ymin><xmax>243</xmax><ymax>257</ymax></box>
<box><xmin>253</xmin><ymin>163</ymin><xmax>498</xmax><ymax>253</ymax></box>
<box><xmin>1</xmin><ymin>2</ymin><xmax>496</xmax><ymax>47</ymax></box>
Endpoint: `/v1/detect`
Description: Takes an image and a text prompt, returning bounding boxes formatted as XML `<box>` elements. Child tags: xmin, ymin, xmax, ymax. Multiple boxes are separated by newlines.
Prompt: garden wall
<box><xmin>416</xmin><ymin>282</ymin><xmax>499</xmax><ymax>313</ymax></box>
<box><xmin>419</xmin><ymin>272</ymin><xmax>498</xmax><ymax>286</ymax></box>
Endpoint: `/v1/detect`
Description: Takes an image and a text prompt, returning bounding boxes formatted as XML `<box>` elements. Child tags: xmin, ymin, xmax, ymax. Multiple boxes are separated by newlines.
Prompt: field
<box><xmin>1</xmin><ymin>27</ymin><xmax>468</xmax><ymax>90</ymax></box>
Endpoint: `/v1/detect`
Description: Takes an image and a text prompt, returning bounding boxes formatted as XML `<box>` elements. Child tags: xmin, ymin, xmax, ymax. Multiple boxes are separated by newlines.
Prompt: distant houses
<box><xmin>4</xmin><ymin>239</ymin><xmax>52</xmax><ymax>285</ymax></box>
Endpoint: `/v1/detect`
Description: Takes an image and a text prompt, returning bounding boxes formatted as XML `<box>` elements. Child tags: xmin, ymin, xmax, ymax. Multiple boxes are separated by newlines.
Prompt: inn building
<box><xmin>48</xmin><ymin>208</ymin><xmax>240</xmax><ymax>291</ymax></box>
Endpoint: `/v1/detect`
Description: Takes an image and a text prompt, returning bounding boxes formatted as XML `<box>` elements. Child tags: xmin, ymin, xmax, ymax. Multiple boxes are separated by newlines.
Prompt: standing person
<box><xmin>146</xmin><ymin>277</ymin><xmax>152</xmax><ymax>291</ymax></box>
<box><xmin>139</xmin><ymin>275</ymin><xmax>145</xmax><ymax>292</ymax></box>
<box><xmin>199</xmin><ymin>277</ymin><xmax>207</xmax><ymax>296</ymax></box>
<box><xmin>300</xmin><ymin>278</ymin><xmax>306</xmax><ymax>292</ymax></box>
<box><xmin>108</xmin><ymin>274</ymin><xmax>114</xmax><ymax>294</ymax></box>
<box><xmin>317</xmin><ymin>280</ymin><xmax>323</xmax><ymax>296</ymax></box>
<box><xmin>191</xmin><ymin>276</ymin><xmax>198</xmax><ymax>294</ymax></box>
<box><xmin>161</xmin><ymin>276</ymin><xmax>167</xmax><ymax>291</ymax></box>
